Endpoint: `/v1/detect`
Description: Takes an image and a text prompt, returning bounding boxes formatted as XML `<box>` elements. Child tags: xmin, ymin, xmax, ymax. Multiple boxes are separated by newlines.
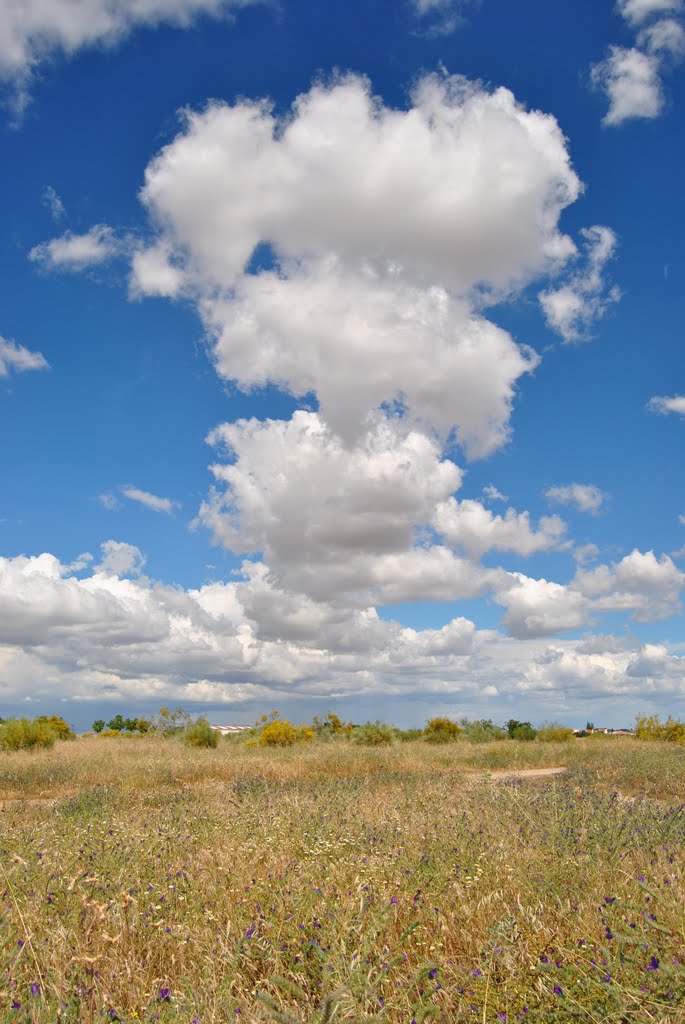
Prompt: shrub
<box><xmin>459</xmin><ymin>718</ymin><xmax>507</xmax><ymax>743</ymax></box>
<box><xmin>537</xmin><ymin>723</ymin><xmax>574</xmax><ymax>743</ymax></box>
<box><xmin>0</xmin><ymin>718</ymin><xmax>56</xmax><ymax>750</ymax></box>
<box><xmin>352</xmin><ymin>721</ymin><xmax>394</xmax><ymax>746</ymax></box>
<box><xmin>635</xmin><ymin>713</ymin><xmax>685</xmax><ymax>743</ymax></box>
<box><xmin>35</xmin><ymin>715</ymin><xmax>75</xmax><ymax>740</ymax></box>
<box><xmin>184</xmin><ymin>716</ymin><xmax>219</xmax><ymax>749</ymax></box>
<box><xmin>98</xmin><ymin>729</ymin><xmax>122</xmax><ymax>738</ymax></box>
<box><xmin>423</xmin><ymin>717</ymin><xmax>461</xmax><ymax>743</ymax></box>
<box><xmin>396</xmin><ymin>727</ymin><xmax>423</xmax><ymax>742</ymax></box>
<box><xmin>258</xmin><ymin>719</ymin><xmax>314</xmax><ymax>747</ymax></box>
<box><xmin>311</xmin><ymin>712</ymin><xmax>352</xmax><ymax>737</ymax></box>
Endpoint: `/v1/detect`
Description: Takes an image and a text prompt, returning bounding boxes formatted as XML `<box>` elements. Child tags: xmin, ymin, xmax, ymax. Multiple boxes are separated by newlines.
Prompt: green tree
<box><xmin>92</xmin><ymin>719</ymin><xmax>105</xmax><ymax>733</ymax></box>
<box><xmin>506</xmin><ymin>719</ymin><xmax>536</xmax><ymax>741</ymax></box>
<box><xmin>107</xmin><ymin>714</ymin><xmax>126</xmax><ymax>732</ymax></box>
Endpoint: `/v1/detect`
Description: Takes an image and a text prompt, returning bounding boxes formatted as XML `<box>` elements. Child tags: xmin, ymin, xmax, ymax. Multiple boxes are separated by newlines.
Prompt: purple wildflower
<box><xmin>30</xmin><ymin>983</ymin><xmax>40</xmax><ymax>996</ymax></box>
<box><xmin>429</xmin><ymin>968</ymin><xmax>438</xmax><ymax>979</ymax></box>
<box><xmin>647</xmin><ymin>956</ymin><xmax>660</xmax><ymax>971</ymax></box>
<box><xmin>553</xmin><ymin>985</ymin><xmax>563</xmax><ymax>996</ymax></box>
<box><xmin>158</xmin><ymin>988</ymin><xmax>170</xmax><ymax>1001</ymax></box>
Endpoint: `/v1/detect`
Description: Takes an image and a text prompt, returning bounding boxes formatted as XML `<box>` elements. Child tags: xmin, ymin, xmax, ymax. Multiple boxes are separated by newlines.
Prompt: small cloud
<box><xmin>545</xmin><ymin>483</ymin><xmax>609</xmax><ymax>515</ymax></box>
<box><xmin>41</xmin><ymin>185</ymin><xmax>65</xmax><ymax>221</ymax></box>
<box><xmin>64</xmin><ymin>551</ymin><xmax>93</xmax><ymax>573</ymax></box>
<box><xmin>98</xmin><ymin>492</ymin><xmax>122</xmax><ymax>511</ymax></box>
<box><xmin>95</xmin><ymin>540</ymin><xmax>146</xmax><ymax>578</ymax></box>
<box><xmin>29</xmin><ymin>224</ymin><xmax>121</xmax><ymax>272</ymax></box>
<box><xmin>0</xmin><ymin>335</ymin><xmax>49</xmax><ymax>377</ymax></box>
<box><xmin>618</xmin><ymin>0</ymin><xmax>683</xmax><ymax>27</ymax></box>
<box><xmin>539</xmin><ymin>226</ymin><xmax>620</xmax><ymax>342</ymax></box>
<box><xmin>574</xmin><ymin>543</ymin><xmax>600</xmax><ymax>565</ymax></box>
<box><xmin>482</xmin><ymin>484</ymin><xmax>508</xmax><ymax>503</ymax></box>
<box><xmin>647</xmin><ymin>394</ymin><xmax>685</xmax><ymax>416</ymax></box>
<box><xmin>679</xmin><ymin>513</ymin><xmax>685</xmax><ymax>525</ymax></box>
<box><xmin>121</xmin><ymin>485</ymin><xmax>179</xmax><ymax>514</ymax></box>
<box><xmin>639</xmin><ymin>17</ymin><xmax>685</xmax><ymax>56</ymax></box>
<box><xmin>410</xmin><ymin>0</ymin><xmax>473</xmax><ymax>36</ymax></box>
<box><xmin>592</xmin><ymin>47</ymin><xmax>663</xmax><ymax>125</ymax></box>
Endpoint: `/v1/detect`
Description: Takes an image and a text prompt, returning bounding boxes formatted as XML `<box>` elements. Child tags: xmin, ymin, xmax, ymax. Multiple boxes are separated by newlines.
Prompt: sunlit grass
<box><xmin>1</xmin><ymin>736</ymin><xmax>684</xmax><ymax>1021</ymax></box>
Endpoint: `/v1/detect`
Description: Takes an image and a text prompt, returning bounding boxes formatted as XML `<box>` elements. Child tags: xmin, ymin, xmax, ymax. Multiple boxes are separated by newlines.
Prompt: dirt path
<box><xmin>486</xmin><ymin>766</ymin><xmax>567</xmax><ymax>780</ymax></box>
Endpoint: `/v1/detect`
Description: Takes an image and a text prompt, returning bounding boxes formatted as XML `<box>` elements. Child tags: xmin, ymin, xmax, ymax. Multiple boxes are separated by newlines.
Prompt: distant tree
<box><xmin>122</xmin><ymin>717</ymin><xmax>139</xmax><ymax>732</ymax></box>
<box><xmin>107</xmin><ymin>714</ymin><xmax>126</xmax><ymax>732</ymax></box>
<box><xmin>586</xmin><ymin>721</ymin><xmax>595</xmax><ymax>732</ymax></box>
<box><xmin>506</xmin><ymin>719</ymin><xmax>536</xmax><ymax>741</ymax></box>
<box><xmin>155</xmin><ymin>706</ymin><xmax>191</xmax><ymax>736</ymax></box>
<box><xmin>136</xmin><ymin>717</ymin><xmax>152</xmax><ymax>734</ymax></box>
<box><xmin>92</xmin><ymin>719</ymin><xmax>105</xmax><ymax>733</ymax></box>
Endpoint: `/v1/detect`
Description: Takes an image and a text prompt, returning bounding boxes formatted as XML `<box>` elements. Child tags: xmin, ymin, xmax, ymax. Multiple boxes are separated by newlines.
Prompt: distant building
<box><xmin>572</xmin><ymin>727</ymin><xmax>634</xmax><ymax>736</ymax></box>
<box><xmin>210</xmin><ymin>724</ymin><xmax>252</xmax><ymax>734</ymax></box>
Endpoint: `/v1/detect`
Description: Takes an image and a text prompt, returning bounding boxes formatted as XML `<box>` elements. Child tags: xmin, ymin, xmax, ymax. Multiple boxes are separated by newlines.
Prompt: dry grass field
<box><xmin>1</xmin><ymin>735</ymin><xmax>684</xmax><ymax>1023</ymax></box>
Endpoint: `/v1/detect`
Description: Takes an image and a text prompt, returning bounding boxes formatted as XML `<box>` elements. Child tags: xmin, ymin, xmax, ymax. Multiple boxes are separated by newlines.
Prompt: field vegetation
<box><xmin>0</xmin><ymin>716</ymin><xmax>684</xmax><ymax>1022</ymax></box>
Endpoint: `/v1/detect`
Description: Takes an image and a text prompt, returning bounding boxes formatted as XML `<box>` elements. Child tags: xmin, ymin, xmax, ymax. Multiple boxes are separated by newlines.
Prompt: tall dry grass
<box><xmin>0</xmin><ymin>736</ymin><xmax>684</xmax><ymax>1022</ymax></box>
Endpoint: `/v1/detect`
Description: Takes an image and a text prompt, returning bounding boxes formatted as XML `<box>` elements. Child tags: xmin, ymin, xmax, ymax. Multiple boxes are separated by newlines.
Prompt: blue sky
<box><xmin>1</xmin><ymin>0</ymin><xmax>684</xmax><ymax>731</ymax></box>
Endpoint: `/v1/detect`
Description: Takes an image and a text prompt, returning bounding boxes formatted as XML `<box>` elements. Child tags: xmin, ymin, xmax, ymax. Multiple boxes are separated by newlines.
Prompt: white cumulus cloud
<box><xmin>195</xmin><ymin>411</ymin><xmax>502</xmax><ymax>605</ymax></box>
<box><xmin>132</xmin><ymin>72</ymin><xmax>581</xmax><ymax>455</ymax></box>
<box><xmin>95</xmin><ymin>540</ymin><xmax>147</xmax><ymax>577</ymax></box>
<box><xmin>434</xmin><ymin>497</ymin><xmax>566</xmax><ymax>558</ymax></box>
